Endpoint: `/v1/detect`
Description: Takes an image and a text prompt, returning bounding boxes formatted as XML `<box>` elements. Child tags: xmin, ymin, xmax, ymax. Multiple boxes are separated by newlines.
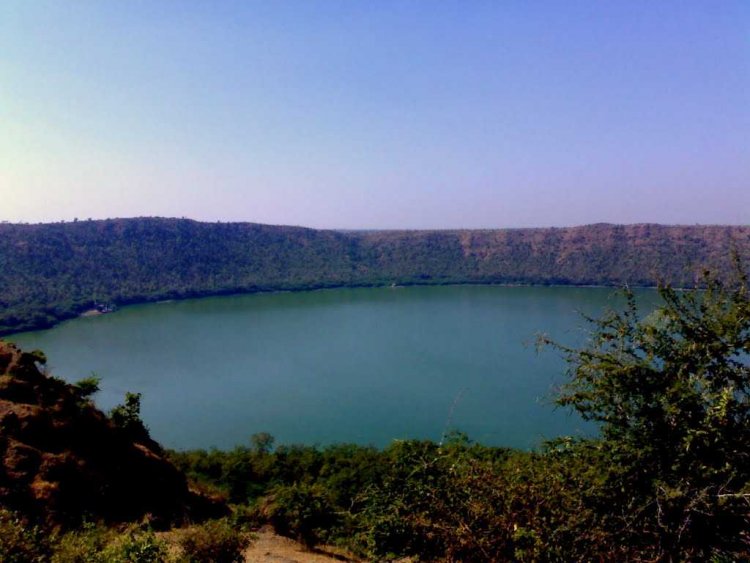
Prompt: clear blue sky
<box><xmin>1</xmin><ymin>1</ymin><xmax>748</xmax><ymax>228</ymax></box>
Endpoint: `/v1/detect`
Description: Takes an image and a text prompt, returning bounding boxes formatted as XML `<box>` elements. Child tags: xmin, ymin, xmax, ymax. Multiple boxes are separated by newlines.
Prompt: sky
<box><xmin>1</xmin><ymin>1</ymin><xmax>748</xmax><ymax>229</ymax></box>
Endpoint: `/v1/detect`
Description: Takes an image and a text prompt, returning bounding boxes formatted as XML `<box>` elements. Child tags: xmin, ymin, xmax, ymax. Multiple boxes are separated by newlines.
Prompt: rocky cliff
<box><xmin>0</xmin><ymin>341</ymin><xmax>222</xmax><ymax>527</ymax></box>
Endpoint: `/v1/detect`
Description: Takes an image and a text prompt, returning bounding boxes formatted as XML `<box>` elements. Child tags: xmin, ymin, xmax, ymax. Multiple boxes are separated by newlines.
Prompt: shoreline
<box><xmin>2</xmin><ymin>279</ymin><xmax>665</xmax><ymax>338</ymax></box>
<box><xmin>79</xmin><ymin>309</ymin><xmax>104</xmax><ymax>317</ymax></box>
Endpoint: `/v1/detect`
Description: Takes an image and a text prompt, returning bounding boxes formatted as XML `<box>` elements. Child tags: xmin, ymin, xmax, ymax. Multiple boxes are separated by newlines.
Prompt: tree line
<box><xmin>1</xmin><ymin>218</ymin><xmax>748</xmax><ymax>334</ymax></box>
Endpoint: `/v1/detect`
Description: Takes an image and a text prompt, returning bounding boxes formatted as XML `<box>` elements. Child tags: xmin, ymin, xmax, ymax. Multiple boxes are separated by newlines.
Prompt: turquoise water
<box><xmin>11</xmin><ymin>285</ymin><xmax>659</xmax><ymax>450</ymax></box>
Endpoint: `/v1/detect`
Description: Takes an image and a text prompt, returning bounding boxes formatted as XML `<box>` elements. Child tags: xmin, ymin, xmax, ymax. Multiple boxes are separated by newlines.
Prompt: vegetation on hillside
<box><xmin>1</xmin><ymin>217</ymin><xmax>748</xmax><ymax>334</ymax></box>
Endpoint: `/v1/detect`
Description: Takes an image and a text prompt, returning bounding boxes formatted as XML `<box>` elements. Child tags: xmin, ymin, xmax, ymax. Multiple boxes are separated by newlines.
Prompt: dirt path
<box><xmin>244</xmin><ymin>526</ymin><xmax>360</xmax><ymax>563</ymax></box>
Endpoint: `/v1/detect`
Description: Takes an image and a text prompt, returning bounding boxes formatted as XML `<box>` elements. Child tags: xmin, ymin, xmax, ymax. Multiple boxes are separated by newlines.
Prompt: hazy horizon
<box><xmin>2</xmin><ymin>1</ymin><xmax>748</xmax><ymax>228</ymax></box>
<box><xmin>2</xmin><ymin>215</ymin><xmax>749</xmax><ymax>231</ymax></box>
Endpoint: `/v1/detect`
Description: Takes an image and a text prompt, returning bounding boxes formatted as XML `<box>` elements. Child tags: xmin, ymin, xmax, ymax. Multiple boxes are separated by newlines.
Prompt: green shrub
<box><xmin>229</xmin><ymin>503</ymin><xmax>265</xmax><ymax>531</ymax></box>
<box><xmin>74</xmin><ymin>374</ymin><xmax>101</xmax><ymax>400</ymax></box>
<box><xmin>50</xmin><ymin>523</ymin><xmax>114</xmax><ymax>563</ymax></box>
<box><xmin>545</xmin><ymin>272</ymin><xmax>750</xmax><ymax>560</ymax></box>
<box><xmin>0</xmin><ymin>509</ymin><xmax>51</xmax><ymax>563</ymax></box>
<box><xmin>177</xmin><ymin>519</ymin><xmax>251</xmax><ymax>563</ymax></box>
<box><xmin>98</xmin><ymin>528</ymin><xmax>170</xmax><ymax>563</ymax></box>
<box><xmin>261</xmin><ymin>483</ymin><xmax>338</xmax><ymax>548</ymax></box>
<box><xmin>119</xmin><ymin>532</ymin><xmax>167</xmax><ymax>562</ymax></box>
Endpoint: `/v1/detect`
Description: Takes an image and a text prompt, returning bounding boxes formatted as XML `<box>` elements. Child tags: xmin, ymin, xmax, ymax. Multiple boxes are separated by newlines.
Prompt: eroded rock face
<box><xmin>0</xmin><ymin>341</ymin><xmax>222</xmax><ymax>527</ymax></box>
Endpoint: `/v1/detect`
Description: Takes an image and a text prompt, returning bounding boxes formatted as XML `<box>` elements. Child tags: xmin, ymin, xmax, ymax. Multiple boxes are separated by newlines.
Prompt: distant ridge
<box><xmin>0</xmin><ymin>218</ymin><xmax>748</xmax><ymax>334</ymax></box>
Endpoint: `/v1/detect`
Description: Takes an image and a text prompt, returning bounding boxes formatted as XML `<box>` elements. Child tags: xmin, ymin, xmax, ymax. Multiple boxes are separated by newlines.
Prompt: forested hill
<box><xmin>0</xmin><ymin>218</ymin><xmax>748</xmax><ymax>334</ymax></box>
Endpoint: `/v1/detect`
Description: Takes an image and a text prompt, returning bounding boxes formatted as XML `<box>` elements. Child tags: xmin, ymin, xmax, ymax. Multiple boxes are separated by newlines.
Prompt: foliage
<box><xmin>1</xmin><ymin>515</ymin><xmax>170</xmax><ymax>563</ymax></box>
<box><xmin>74</xmin><ymin>373</ymin><xmax>101</xmax><ymax>400</ymax></box>
<box><xmin>177</xmin><ymin>518</ymin><xmax>251</xmax><ymax>563</ymax></box>
<box><xmin>51</xmin><ymin>525</ymin><xmax>169</xmax><ymax>563</ymax></box>
<box><xmin>0</xmin><ymin>509</ymin><xmax>52</xmax><ymax>563</ymax></box>
<box><xmin>111</xmin><ymin>529</ymin><xmax>169</xmax><ymax>563</ymax></box>
<box><xmin>542</xmin><ymin>269</ymin><xmax>750</xmax><ymax>560</ymax></box>
<box><xmin>50</xmin><ymin>523</ymin><xmax>114</xmax><ymax>563</ymax></box>
<box><xmin>51</xmin><ymin>525</ymin><xmax>168</xmax><ymax>563</ymax></box>
<box><xmin>250</xmin><ymin>431</ymin><xmax>275</xmax><ymax>454</ymax></box>
<box><xmin>260</xmin><ymin>482</ymin><xmax>339</xmax><ymax>548</ymax></box>
<box><xmin>356</xmin><ymin>438</ymin><xmax>504</xmax><ymax>560</ymax></box>
<box><xmin>110</xmin><ymin>391</ymin><xmax>151</xmax><ymax>442</ymax></box>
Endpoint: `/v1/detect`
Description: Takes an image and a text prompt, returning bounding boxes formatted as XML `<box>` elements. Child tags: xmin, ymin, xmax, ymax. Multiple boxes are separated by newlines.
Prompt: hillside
<box><xmin>0</xmin><ymin>341</ymin><xmax>223</xmax><ymax>528</ymax></box>
<box><xmin>0</xmin><ymin>218</ymin><xmax>748</xmax><ymax>334</ymax></box>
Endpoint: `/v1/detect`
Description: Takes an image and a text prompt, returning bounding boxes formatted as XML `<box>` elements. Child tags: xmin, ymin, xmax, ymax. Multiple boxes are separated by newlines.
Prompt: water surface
<box><xmin>11</xmin><ymin>285</ymin><xmax>658</xmax><ymax>450</ymax></box>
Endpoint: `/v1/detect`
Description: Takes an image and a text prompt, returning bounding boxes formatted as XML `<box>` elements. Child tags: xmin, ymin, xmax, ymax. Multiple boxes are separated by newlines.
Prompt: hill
<box><xmin>0</xmin><ymin>340</ymin><xmax>223</xmax><ymax>527</ymax></box>
<box><xmin>0</xmin><ymin>218</ymin><xmax>748</xmax><ymax>334</ymax></box>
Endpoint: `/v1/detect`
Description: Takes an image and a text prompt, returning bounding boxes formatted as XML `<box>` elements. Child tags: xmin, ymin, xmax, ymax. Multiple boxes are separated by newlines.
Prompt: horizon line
<box><xmin>1</xmin><ymin>216</ymin><xmax>748</xmax><ymax>232</ymax></box>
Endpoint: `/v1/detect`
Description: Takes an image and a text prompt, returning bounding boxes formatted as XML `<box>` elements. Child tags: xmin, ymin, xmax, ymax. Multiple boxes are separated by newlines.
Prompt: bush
<box><xmin>177</xmin><ymin>519</ymin><xmax>251</xmax><ymax>563</ymax></box>
<box><xmin>109</xmin><ymin>530</ymin><xmax>169</xmax><ymax>563</ymax></box>
<box><xmin>50</xmin><ymin>523</ymin><xmax>114</xmax><ymax>563</ymax></box>
<box><xmin>357</xmin><ymin>439</ymin><xmax>520</xmax><ymax>561</ymax></box>
<box><xmin>544</xmin><ymin>270</ymin><xmax>750</xmax><ymax>560</ymax></box>
<box><xmin>261</xmin><ymin>483</ymin><xmax>339</xmax><ymax>548</ymax></box>
<box><xmin>55</xmin><ymin>526</ymin><xmax>170</xmax><ymax>563</ymax></box>
<box><xmin>0</xmin><ymin>509</ymin><xmax>51</xmax><ymax>563</ymax></box>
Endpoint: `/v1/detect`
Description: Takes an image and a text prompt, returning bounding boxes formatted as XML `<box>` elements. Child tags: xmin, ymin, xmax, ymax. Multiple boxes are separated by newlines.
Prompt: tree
<box><xmin>109</xmin><ymin>392</ymin><xmax>151</xmax><ymax>443</ymax></box>
<box><xmin>250</xmin><ymin>432</ymin><xmax>275</xmax><ymax>455</ymax></box>
<box><xmin>544</xmin><ymin>268</ymin><xmax>750</xmax><ymax>560</ymax></box>
<box><xmin>74</xmin><ymin>373</ymin><xmax>101</xmax><ymax>400</ymax></box>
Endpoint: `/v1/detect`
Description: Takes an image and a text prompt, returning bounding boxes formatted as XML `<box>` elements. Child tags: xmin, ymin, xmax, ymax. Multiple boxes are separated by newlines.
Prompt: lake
<box><xmin>10</xmin><ymin>285</ymin><xmax>659</xmax><ymax>450</ymax></box>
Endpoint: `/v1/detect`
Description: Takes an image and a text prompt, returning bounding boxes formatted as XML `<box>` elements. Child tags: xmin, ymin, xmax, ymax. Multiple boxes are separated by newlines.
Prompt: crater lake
<box><xmin>10</xmin><ymin>285</ymin><xmax>659</xmax><ymax>450</ymax></box>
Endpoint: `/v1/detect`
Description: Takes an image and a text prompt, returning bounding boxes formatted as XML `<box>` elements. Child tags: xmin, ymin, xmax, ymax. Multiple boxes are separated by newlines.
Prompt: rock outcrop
<box><xmin>0</xmin><ymin>341</ymin><xmax>222</xmax><ymax>527</ymax></box>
